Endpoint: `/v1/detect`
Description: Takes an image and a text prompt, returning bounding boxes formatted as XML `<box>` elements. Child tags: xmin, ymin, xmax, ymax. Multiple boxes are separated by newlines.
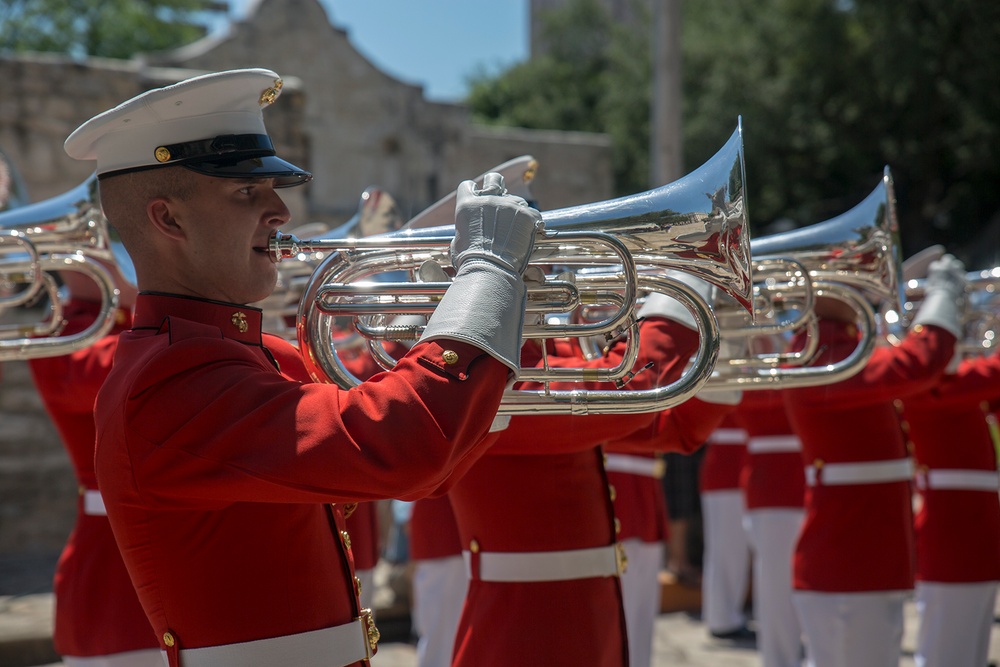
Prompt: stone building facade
<box><xmin>0</xmin><ymin>0</ymin><xmax>613</xmax><ymax>557</ymax></box>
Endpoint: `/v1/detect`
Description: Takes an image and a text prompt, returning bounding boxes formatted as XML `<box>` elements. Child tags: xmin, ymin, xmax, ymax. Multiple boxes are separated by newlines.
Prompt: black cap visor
<box><xmin>184</xmin><ymin>154</ymin><xmax>312</xmax><ymax>188</ymax></box>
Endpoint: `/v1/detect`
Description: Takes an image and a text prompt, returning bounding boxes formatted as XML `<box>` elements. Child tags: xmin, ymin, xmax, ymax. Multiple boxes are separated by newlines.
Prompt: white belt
<box><xmin>916</xmin><ymin>468</ymin><xmax>1000</xmax><ymax>491</ymax></box>
<box><xmin>604</xmin><ymin>454</ymin><xmax>666</xmax><ymax>478</ymax></box>
<box><xmin>747</xmin><ymin>435</ymin><xmax>802</xmax><ymax>454</ymax></box>
<box><xmin>82</xmin><ymin>489</ymin><xmax>106</xmax><ymax>516</ymax></box>
<box><xmin>707</xmin><ymin>428</ymin><xmax>748</xmax><ymax>445</ymax></box>
<box><xmin>170</xmin><ymin>613</ymin><xmax>377</xmax><ymax>667</ymax></box>
<box><xmin>463</xmin><ymin>544</ymin><xmax>625</xmax><ymax>582</ymax></box>
<box><xmin>806</xmin><ymin>458</ymin><xmax>913</xmax><ymax>486</ymax></box>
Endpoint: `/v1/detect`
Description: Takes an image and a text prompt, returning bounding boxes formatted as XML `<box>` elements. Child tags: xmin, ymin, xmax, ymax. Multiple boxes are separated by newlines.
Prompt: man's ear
<box><xmin>146</xmin><ymin>197</ymin><xmax>186</xmax><ymax>241</ymax></box>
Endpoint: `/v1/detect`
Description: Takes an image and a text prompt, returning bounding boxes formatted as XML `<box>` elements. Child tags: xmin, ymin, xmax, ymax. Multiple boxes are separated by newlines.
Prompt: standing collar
<box><xmin>133</xmin><ymin>292</ymin><xmax>264</xmax><ymax>345</ymax></box>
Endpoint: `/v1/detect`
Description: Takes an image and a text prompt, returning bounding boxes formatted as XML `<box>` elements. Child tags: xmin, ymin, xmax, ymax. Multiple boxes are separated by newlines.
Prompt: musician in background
<box><xmin>406</xmin><ymin>494</ymin><xmax>467</xmax><ymax>667</ymax></box>
<box><xmin>698</xmin><ymin>413</ymin><xmax>753</xmax><ymax>642</ymax></box>
<box><xmin>64</xmin><ymin>67</ymin><xmax>541</xmax><ymax>667</ymax></box>
<box><xmin>604</xmin><ymin>387</ymin><xmax>741</xmax><ymax>666</ymax></box>
<box><xmin>782</xmin><ymin>254</ymin><xmax>967</xmax><ymax>667</ymax></box>
<box><xmin>901</xmin><ymin>346</ymin><xmax>1000</xmax><ymax>667</ymax></box>
<box><xmin>447</xmin><ymin>276</ymin><xmax>721</xmax><ymax>666</ymax></box>
<box><xmin>28</xmin><ymin>266</ymin><xmax>160</xmax><ymax>666</ymax></box>
<box><xmin>735</xmin><ymin>388</ymin><xmax>805</xmax><ymax>667</ymax></box>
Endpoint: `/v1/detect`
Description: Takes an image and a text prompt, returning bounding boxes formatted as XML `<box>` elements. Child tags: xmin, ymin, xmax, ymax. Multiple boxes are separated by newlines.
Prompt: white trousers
<box><xmin>63</xmin><ymin>650</ymin><xmax>164</xmax><ymax>667</ymax></box>
<box><xmin>701</xmin><ymin>489</ymin><xmax>751</xmax><ymax>633</ymax></box>
<box><xmin>412</xmin><ymin>555</ymin><xmax>469</xmax><ymax>667</ymax></box>
<box><xmin>745</xmin><ymin>508</ymin><xmax>805</xmax><ymax>667</ymax></box>
<box><xmin>618</xmin><ymin>539</ymin><xmax>664</xmax><ymax>667</ymax></box>
<box><xmin>793</xmin><ymin>590</ymin><xmax>906</xmax><ymax>667</ymax></box>
<box><xmin>915</xmin><ymin>580</ymin><xmax>998</xmax><ymax>667</ymax></box>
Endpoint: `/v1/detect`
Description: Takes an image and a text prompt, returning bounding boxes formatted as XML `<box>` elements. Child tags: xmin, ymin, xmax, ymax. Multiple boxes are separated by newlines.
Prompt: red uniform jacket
<box><xmin>409</xmin><ymin>495</ymin><xmax>463</xmax><ymax>562</ymax></box>
<box><xmin>736</xmin><ymin>390</ymin><xmax>805</xmax><ymax>511</ymax></box>
<box><xmin>93</xmin><ymin>293</ymin><xmax>508</xmax><ymax>665</ymax></box>
<box><xmin>28</xmin><ymin>299</ymin><xmax>157</xmax><ymax>658</ymax></box>
<box><xmin>699</xmin><ymin>414</ymin><xmax>748</xmax><ymax>493</ymax></box>
<box><xmin>783</xmin><ymin>320</ymin><xmax>956</xmax><ymax>592</ymax></box>
<box><xmin>449</xmin><ymin>318</ymin><xmax>699</xmax><ymax>667</ymax></box>
<box><xmin>902</xmin><ymin>352</ymin><xmax>1000</xmax><ymax>583</ymax></box>
<box><xmin>605</xmin><ymin>397</ymin><xmax>737</xmax><ymax>543</ymax></box>
<box><xmin>344</xmin><ymin>502</ymin><xmax>381</xmax><ymax>572</ymax></box>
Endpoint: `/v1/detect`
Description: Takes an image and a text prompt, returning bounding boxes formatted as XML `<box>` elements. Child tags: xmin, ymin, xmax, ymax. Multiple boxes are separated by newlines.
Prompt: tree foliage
<box><xmin>466</xmin><ymin>0</ymin><xmax>652</xmax><ymax>197</ymax></box>
<box><xmin>0</xmin><ymin>0</ymin><xmax>224</xmax><ymax>60</ymax></box>
<box><xmin>468</xmin><ymin>0</ymin><xmax>1000</xmax><ymax>264</ymax></box>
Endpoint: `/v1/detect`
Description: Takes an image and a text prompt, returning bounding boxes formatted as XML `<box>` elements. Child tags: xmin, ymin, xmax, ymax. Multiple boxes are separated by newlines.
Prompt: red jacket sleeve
<box><xmin>605</xmin><ymin>396</ymin><xmax>737</xmax><ymax>455</ymax></box>
<box><xmin>488</xmin><ymin>317</ymin><xmax>701</xmax><ymax>455</ymax></box>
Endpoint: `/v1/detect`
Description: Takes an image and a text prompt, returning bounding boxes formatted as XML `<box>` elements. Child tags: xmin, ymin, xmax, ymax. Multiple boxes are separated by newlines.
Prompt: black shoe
<box><xmin>709</xmin><ymin>625</ymin><xmax>757</xmax><ymax>643</ymax></box>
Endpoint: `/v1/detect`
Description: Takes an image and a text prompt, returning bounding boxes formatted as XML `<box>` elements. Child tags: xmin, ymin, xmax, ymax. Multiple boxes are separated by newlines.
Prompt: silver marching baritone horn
<box><xmin>704</xmin><ymin>166</ymin><xmax>903</xmax><ymax>389</ymax></box>
<box><xmin>270</xmin><ymin>121</ymin><xmax>753</xmax><ymax>415</ymax></box>
<box><xmin>0</xmin><ymin>174</ymin><xmax>125</xmax><ymax>360</ymax></box>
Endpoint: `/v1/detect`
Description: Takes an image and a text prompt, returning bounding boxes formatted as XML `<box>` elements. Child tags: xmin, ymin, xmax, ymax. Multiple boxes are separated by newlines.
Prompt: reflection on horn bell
<box><xmin>271</xmin><ymin>121</ymin><xmax>752</xmax><ymax>415</ymax></box>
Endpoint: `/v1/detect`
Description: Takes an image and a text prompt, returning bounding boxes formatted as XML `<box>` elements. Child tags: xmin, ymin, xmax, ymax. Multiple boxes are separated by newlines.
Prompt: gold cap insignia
<box><xmin>154</xmin><ymin>146</ymin><xmax>172</xmax><ymax>163</ymax></box>
<box><xmin>231</xmin><ymin>311</ymin><xmax>248</xmax><ymax>333</ymax></box>
<box><xmin>259</xmin><ymin>78</ymin><xmax>283</xmax><ymax>106</ymax></box>
<box><xmin>523</xmin><ymin>159</ymin><xmax>538</xmax><ymax>184</ymax></box>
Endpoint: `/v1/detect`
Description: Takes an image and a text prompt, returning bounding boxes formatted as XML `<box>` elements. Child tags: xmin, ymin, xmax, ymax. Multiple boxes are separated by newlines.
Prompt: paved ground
<box><xmin>3</xmin><ymin>552</ymin><xmax>1000</xmax><ymax>666</ymax></box>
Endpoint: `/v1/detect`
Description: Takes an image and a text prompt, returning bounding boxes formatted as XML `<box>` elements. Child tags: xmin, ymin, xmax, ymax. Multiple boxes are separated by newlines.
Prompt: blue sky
<box><xmin>220</xmin><ymin>0</ymin><xmax>530</xmax><ymax>102</ymax></box>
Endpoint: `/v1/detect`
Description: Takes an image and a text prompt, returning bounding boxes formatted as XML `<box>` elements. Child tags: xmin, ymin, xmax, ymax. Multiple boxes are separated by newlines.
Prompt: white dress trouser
<box><xmin>412</xmin><ymin>555</ymin><xmax>469</xmax><ymax>667</ymax></box>
<box><xmin>915</xmin><ymin>580</ymin><xmax>998</xmax><ymax>667</ymax></box>
<box><xmin>63</xmin><ymin>650</ymin><xmax>165</xmax><ymax>667</ymax></box>
<box><xmin>618</xmin><ymin>538</ymin><xmax>664</xmax><ymax>667</ymax></box>
<box><xmin>793</xmin><ymin>590</ymin><xmax>906</xmax><ymax>667</ymax></box>
<box><xmin>745</xmin><ymin>508</ymin><xmax>805</xmax><ymax>667</ymax></box>
<box><xmin>701</xmin><ymin>489</ymin><xmax>751</xmax><ymax>633</ymax></box>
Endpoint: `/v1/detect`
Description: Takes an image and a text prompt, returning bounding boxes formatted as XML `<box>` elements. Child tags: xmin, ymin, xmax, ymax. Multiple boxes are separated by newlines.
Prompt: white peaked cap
<box><xmin>64</xmin><ymin>68</ymin><xmax>311</xmax><ymax>187</ymax></box>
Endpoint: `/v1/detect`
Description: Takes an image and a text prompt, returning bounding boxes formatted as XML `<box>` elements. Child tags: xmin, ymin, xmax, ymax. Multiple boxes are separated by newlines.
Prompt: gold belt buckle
<box><xmin>358</xmin><ymin>608</ymin><xmax>380</xmax><ymax>660</ymax></box>
<box><xmin>614</xmin><ymin>542</ymin><xmax>628</xmax><ymax>575</ymax></box>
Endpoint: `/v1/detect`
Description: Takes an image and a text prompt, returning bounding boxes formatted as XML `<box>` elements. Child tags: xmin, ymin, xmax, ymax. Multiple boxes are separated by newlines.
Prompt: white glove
<box><xmin>912</xmin><ymin>253</ymin><xmax>967</xmax><ymax>337</ymax></box>
<box><xmin>451</xmin><ymin>173</ymin><xmax>543</xmax><ymax>275</ymax></box>
<box><xmin>420</xmin><ymin>263</ymin><xmax>527</xmax><ymax>376</ymax></box>
<box><xmin>638</xmin><ymin>270</ymin><xmax>715</xmax><ymax>331</ymax></box>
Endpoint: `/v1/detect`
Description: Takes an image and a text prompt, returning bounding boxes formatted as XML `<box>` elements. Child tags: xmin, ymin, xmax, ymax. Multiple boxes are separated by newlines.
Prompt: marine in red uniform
<box><xmin>448</xmin><ymin>283</ymin><xmax>717</xmax><ymax>667</ymax></box>
<box><xmin>64</xmin><ymin>68</ymin><xmax>542</xmax><ymax>667</ymax></box>
<box><xmin>28</xmin><ymin>271</ymin><xmax>161</xmax><ymax>667</ymax></box>
<box><xmin>901</xmin><ymin>350</ymin><xmax>1000</xmax><ymax>667</ymax></box>
<box><xmin>735</xmin><ymin>389</ymin><xmax>805</xmax><ymax>667</ymax></box>
<box><xmin>782</xmin><ymin>255</ymin><xmax>967</xmax><ymax>667</ymax></box>
<box><xmin>407</xmin><ymin>495</ymin><xmax>467</xmax><ymax>667</ymax></box>
<box><xmin>604</xmin><ymin>391</ymin><xmax>739</xmax><ymax>667</ymax></box>
<box><xmin>699</xmin><ymin>413</ymin><xmax>753</xmax><ymax>641</ymax></box>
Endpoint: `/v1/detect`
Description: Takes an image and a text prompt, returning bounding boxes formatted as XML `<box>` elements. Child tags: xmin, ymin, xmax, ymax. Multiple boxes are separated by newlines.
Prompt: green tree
<box><xmin>467</xmin><ymin>0</ymin><xmax>652</xmax><ymax>197</ymax></box>
<box><xmin>468</xmin><ymin>0</ymin><xmax>1000</xmax><ymax>264</ymax></box>
<box><xmin>0</xmin><ymin>0</ymin><xmax>225</xmax><ymax>60</ymax></box>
